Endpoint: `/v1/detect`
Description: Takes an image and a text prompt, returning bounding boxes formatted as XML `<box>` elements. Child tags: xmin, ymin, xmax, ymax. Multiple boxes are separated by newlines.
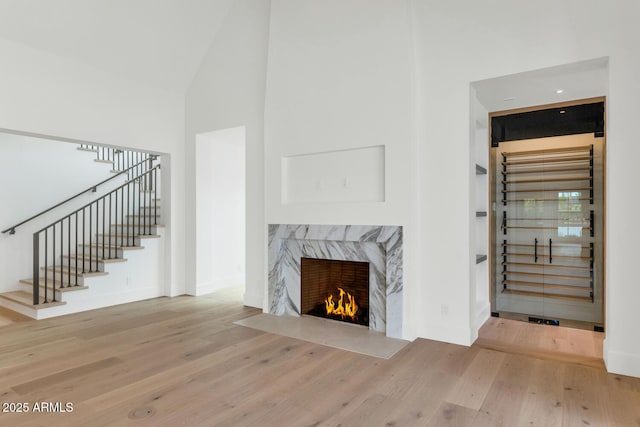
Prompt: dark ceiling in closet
<box><xmin>491</xmin><ymin>101</ymin><xmax>604</xmax><ymax>147</ymax></box>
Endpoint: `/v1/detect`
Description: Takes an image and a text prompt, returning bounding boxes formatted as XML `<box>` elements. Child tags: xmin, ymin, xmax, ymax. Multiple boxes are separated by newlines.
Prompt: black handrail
<box><xmin>2</xmin><ymin>156</ymin><xmax>156</xmax><ymax>235</ymax></box>
<box><xmin>32</xmin><ymin>163</ymin><xmax>160</xmax><ymax>305</ymax></box>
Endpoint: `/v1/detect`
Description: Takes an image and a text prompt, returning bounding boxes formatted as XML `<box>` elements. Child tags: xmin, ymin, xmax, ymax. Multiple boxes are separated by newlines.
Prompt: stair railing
<box><xmin>2</xmin><ymin>155</ymin><xmax>158</xmax><ymax>235</ymax></box>
<box><xmin>79</xmin><ymin>144</ymin><xmax>151</xmax><ymax>174</ymax></box>
<box><xmin>31</xmin><ymin>160</ymin><xmax>160</xmax><ymax>305</ymax></box>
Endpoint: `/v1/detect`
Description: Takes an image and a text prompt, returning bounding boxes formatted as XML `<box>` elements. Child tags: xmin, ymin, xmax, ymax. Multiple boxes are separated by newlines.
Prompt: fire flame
<box><xmin>325</xmin><ymin>287</ymin><xmax>358</xmax><ymax>320</ymax></box>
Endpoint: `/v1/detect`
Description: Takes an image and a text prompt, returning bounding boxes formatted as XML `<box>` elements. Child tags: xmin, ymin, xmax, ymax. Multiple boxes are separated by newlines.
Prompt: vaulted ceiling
<box><xmin>0</xmin><ymin>0</ymin><xmax>234</xmax><ymax>91</ymax></box>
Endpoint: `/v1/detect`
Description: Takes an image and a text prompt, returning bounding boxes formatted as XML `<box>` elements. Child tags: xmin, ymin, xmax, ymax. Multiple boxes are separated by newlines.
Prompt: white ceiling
<box><xmin>472</xmin><ymin>57</ymin><xmax>609</xmax><ymax>113</ymax></box>
<box><xmin>0</xmin><ymin>0</ymin><xmax>234</xmax><ymax>91</ymax></box>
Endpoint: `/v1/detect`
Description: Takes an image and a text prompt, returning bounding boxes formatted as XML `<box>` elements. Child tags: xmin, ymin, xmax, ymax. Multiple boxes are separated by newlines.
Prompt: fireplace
<box><xmin>301</xmin><ymin>258</ymin><xmax>369</xmax><ymax>327</ymax></box>
<box><xmin>268</xmin><ymin>224</ymin><xmax>403</xmax><ymax>338</ymax></box>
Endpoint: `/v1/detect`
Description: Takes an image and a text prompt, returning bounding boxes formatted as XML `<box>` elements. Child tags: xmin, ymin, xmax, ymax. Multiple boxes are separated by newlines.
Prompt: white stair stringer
<box><xmin>0</xmin><ymin>227</ymin><xmax>165</xmax><ymax>319</ymax></box>
<box><xmin>0</xmin><ymin>147</ymin><xmax>164</xmax><ymax>319</ymax></box>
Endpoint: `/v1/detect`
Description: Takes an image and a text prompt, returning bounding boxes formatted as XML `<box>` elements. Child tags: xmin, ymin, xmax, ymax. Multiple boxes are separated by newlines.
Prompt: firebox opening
<box><xmin>300</xmin><ymin>257</ymin><xmax>369</xmax><ymax>327</ymax></box>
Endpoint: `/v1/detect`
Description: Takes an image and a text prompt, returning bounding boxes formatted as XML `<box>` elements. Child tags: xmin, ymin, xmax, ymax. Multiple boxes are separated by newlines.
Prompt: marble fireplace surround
<box><xmin>268</xmin><ymin>224</ymin><xmax>403</xmax><ymax>338</ymax></box>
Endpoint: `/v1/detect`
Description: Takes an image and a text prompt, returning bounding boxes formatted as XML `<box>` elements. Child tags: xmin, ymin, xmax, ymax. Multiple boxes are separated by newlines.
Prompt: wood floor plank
<box><xmin>427</xmin><ymin>401</ymin><xmax>480</xmax><ymax>427</ymax></box>
<box><xmin>476</xmin><ymin>353</ymin><xmax>533</xmax><ymax>426</ymax></box>
<box><xmin>0</xmin><ymin>286</ymin><xmax>638</xmax><ymax>426</ymax></box>
<box><xmin>562</xmin><ymin>363</ymin><xmax>610</xmax><ymax>427</ymax></box>
<box><xmin>12</xmin><ymin>357</ymin><xmax>123</xmax><ymax>395</ymax></box>
<box><xmin>518</xmin><ymin>358</ymin><xmax>566</xmax><ymax>426</ymax></box>
<box><xmin>446</xmin><ymin>348</ymin><xmax>506</xmax><ymax>410</ymax></box>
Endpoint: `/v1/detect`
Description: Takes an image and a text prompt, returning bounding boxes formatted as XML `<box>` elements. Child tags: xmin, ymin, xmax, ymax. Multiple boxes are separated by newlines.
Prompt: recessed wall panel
<box><xmin>282</xmin><ymin>145</ymin><xmax>385</xmax><ymax>204</ymax></box>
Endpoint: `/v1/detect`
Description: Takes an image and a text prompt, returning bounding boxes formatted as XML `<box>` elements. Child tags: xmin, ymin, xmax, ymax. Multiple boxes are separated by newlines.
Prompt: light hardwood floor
<box><xmin>0</xmin><ymin>288</ymin><xmax>638</xmax><ymax>426</ymax></box>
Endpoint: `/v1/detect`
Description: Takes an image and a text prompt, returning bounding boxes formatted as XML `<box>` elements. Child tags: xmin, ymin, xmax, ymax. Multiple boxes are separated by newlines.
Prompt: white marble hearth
<box><xmin>268</xmin><ymin>224</ymin><xmax>403</xmax><ymax>338</ymax></box>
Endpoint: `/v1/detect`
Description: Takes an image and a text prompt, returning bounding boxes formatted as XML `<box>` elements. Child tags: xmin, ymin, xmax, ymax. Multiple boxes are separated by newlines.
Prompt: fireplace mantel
<box><xmin>267</xmin><ymin>224</ymin><xmax>403</xmax><ymax>338</ymax></box>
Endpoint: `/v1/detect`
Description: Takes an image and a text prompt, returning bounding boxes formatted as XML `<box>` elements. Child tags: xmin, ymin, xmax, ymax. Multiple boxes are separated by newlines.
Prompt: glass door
<box><xmin>497</xmin><ymin>142</ymin><xmax>546</xmax><ymax>319</ymax></box>
<box><xmin>494</xmin><ymin>139</ymin><xmax>600</xmax><ymax>326</ymax></box>
<box><xmin>540</xmin><ymin>147</ymin><xmax>595</xmax><ymax>322</ymax></box>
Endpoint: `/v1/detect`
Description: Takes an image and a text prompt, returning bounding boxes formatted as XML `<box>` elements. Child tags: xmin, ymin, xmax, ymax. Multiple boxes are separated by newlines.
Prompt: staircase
<box><xmin>0</xmin><ymin>145</ymin><xmax>164</xmax><ymax>319</ymax></box>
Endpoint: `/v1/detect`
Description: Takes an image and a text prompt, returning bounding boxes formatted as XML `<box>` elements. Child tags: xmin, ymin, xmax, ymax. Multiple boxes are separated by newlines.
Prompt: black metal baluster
<box><xmin>102</xmin><ymin>198</ymin><xmax>105</xmax><ymax>264</ymax></box>
<box><xmin>137</xmin><ymin>175</ymin><xmax>141</xmax><ymax>240</ymax></box>
<box><xmin>89</xmin><ymin>203</ymin><xmax>93</xmax><ymax>272</ymax></box>
<box><xmin>144</xmin><ymin>170</ymin><xmax>148</xmax><ymax>236</ymax></box>
<box><xmin>121</xmin><ymin>186</ymin><xmax>125</xmax><ymax>248</ymax></box>
<box><xmin>75</xmin><ymin>212</ymin><xmax>78</xmax><ymax>286</ymax></box>
<box><xmin>33</xmin><ymin>233</ymin><xmax>40</xmax><ymax>305</ymax></box>
<box><xmin>44</xmin><ymin>229</ymin><xmax>48</xmax><ymax>303</ymax></box>
<box><xmin>95</xmin><ymin>201</ymin><xmax>99</xmax><ymax>272</ymax></box>
<box><xmin>154</xmin><ymin>168</ymin><xmax>158</xmax><ymax>226</ymax></box>
<box><xmin>60</xmin><ymin>221</ymin><xmax>63</xmax><ymax>291</ymax></box>
<box><xmin>82</xmin><ymin>209</ymin><xmax>86</xmax><ymax>273</ymax></box>
<box><xmin>52</xmin><ymin>224</ymin><xmax>56</xmax><ymax>301</ymax></box>
<box><xmin>148</xmin><ymin>169</ymin><xmax>152</xmax><ymax>233</ymax></box>
<box><xmin>534</xmin><ymin>238</ymin><xmax>538</xmax><ymax>263</ymax></box>
<box><xmin>109</xmin><ymin>193</ymin><xmax>112</xmax><ymax>259</ymax></box>
<box><xmin>127</xmin><ymin>181</ymin><xmax>131</xmax><ymax>246</ymax></box>
<box><xmin>549</xmin><ymin>238</ymin><xmax>553</xmax><ymax>264</ymax></box>
<box><xmin>67</xmin><ymin>216</ymin><xmax>71</xmax><ymax>287</ymax></box>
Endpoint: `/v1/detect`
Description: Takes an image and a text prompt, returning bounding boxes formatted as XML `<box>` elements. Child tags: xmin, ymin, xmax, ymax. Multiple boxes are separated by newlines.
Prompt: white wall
<box><xmin>0</xmin><ymin>133</ymin><xmax>125</xmax><ymax>293</ymax></box>
<box><xmin>262</xmin><ymin>0</ymin><xmax>640</xmax><ymax>377</ymax></box>
<box><xmin>185</xmin><ymin>0</ymin><xmax>271</xmax><ymax>306</ymax></box>
<box><xmin>0</xmin><ymin>36</ymin><xmax>185</xmax><ymax>297</ymax></box>
<box><xmin>195</xmin><ymin>127</ymin><xmax>246</xmax><ymax>294</ymax></box>
<box><xmin>410</xmin><ymin>0</ymin><xmax>640</xmax><ymax>376</ymax></box>
<box><xmin>264</xmin><ymin>0</ymin><xmax>418</xmax><ymax>334</ymax></box>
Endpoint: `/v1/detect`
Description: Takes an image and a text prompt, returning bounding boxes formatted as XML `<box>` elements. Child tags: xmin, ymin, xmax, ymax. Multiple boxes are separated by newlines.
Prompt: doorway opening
<box><xmin>489</xmin><ymin>100</ymin><xmax>605</xmax><ymax>332</ymax></box>
<box><xmin>471</xmin><ymin>58</ymin><xmax>608</xmax><ymax>363</ymax></box>
<box><xmin>195</xmin><ymin>127</ymin><xmax>246</xmax><ymax>296</ymax></box>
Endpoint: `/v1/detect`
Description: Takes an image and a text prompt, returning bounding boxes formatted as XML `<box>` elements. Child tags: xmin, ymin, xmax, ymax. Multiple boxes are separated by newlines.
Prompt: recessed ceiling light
<box><xmin>556</xmin><ymin>89</ymin><xmax>564</xmax><ymax>94</ymax></box>
<box><xmin>559</xmin><ymin>110</ymin><xmax>566</xmax><ymax>114</ymax></box>
<box><xmin>503</xmin><ymin>97</ymin><xmax>516</xmax><ymax>102</ymax></box>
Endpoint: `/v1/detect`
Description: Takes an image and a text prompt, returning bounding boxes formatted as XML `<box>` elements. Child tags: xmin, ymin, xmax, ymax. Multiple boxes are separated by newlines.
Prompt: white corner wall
<box><xmin>262</xmin><ymin>0</ymin><xmax>640</xmax><ymax>376</ymax></box>
<box><xmin>185</xmin><ymin>0</ymin><xmax>271</xmax><ymax>307</ymax></box>
<box><xmin>410</xmin><ymin>0</ymin><xmax>640</xmax><ymax>376</ymax></box>
<box><xmin>264</xmin><ymin>0</ymin><xmax>417</xmax><ymax>336</ymax></box>
<box><xmin>0</xmin><ymin>37</ymin><xmax>186</xmax><ymax>297</ymax></box>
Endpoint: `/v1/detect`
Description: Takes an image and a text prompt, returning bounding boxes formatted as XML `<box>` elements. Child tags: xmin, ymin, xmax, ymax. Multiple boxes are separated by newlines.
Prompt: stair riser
<box><xmin>28</xmin><ymin>274</ymin><xmax>87</xmax><ymax>287</ymax></box>
<box><xmin>77</xmin><ymin>246</ymin><xmax>124</xmax><ymax>259</ymax></box>
<box><xmin>126</xmin><ymin>217</ymin><xmax>162</xmax><ymax>223</ymax></box>
<box><xmin>20</xmin><ymin>282</ymin><xmax>85</xmax><ymax>294</ymax></box>
<box><xmin>109</xmin><ymin>225</ymin><xmax>162</xmax><ymax>235</ymax></box>
<box><xmin>45</xmin><ymin>262</ymin><xmax>104</xmax><ymax>273</ymax></box>
<box><xmin>42</xmin><ymin>267</ymin><xmax>100</xmax><ymax>279</ymax></box>
<box><xmin>0</xmin><ymin>297</ymin><xmax>38</xmax><ymax>319</ymax></box>
<box><xmin>57</xmin><ymin>257</ymin><xmax>104</xmax><ymax>272</ymax></box>
<box><xmin>95</xmin><ymin>236</ymin><xmax>140</xmax><ymax>246</ymax></box>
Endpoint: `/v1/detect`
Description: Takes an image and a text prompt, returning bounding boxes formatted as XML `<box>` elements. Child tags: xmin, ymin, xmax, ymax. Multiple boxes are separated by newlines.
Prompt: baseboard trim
<box><xmin>196</xmin><ymin>277</ymin><xmax>244</xmax><ymax>296</ymax></box>
<box><xmin>603</xmin><ymin>338</ymin><xmax>640</xmax><ymax>378</ymax></box>
<box><xmin>243</xmin><ymin>289</ymin><xmax>263</xmax><ymax>309</ymax></box>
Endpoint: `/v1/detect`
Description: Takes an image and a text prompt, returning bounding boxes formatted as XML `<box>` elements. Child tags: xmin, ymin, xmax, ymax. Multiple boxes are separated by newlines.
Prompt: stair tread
<box><xmin>19</xmin><ymin>279</ymin><xmax>89</xmax><ymax>292</ymax></box>
<box><xmin>95</xmin><ymin>233</ymin><xmax>160</xmax><ymax>239</ymax></box>
<box><xmin>78</xmin><ymin>244</ymin><xmax>144</xmax><ymax>250</ymax></box>
<box><xmin>111</xmin><ymin>224</ymin><xmax>165</xmax><ymax>228</ymax></box>
<box><xmin>0</xmin><ymin>291</ymin><xmax>67</xmax><ymax>309</ymax></box>
<box><xmin>62</xmin><ymin>255</ymin><xmax>128</xmax><ymax>263</ymax></box>
<box><xmin>41</xmin><ymin>267</ymin><xmax>108</xmax><ymax>277</ymax></box>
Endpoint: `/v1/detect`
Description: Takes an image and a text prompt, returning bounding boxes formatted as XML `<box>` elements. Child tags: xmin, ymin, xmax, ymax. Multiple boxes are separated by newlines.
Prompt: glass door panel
<box><xmin>494</xmin><ymin>139</ymin><xmax>601</xmax><ymax>326</ymax></box>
